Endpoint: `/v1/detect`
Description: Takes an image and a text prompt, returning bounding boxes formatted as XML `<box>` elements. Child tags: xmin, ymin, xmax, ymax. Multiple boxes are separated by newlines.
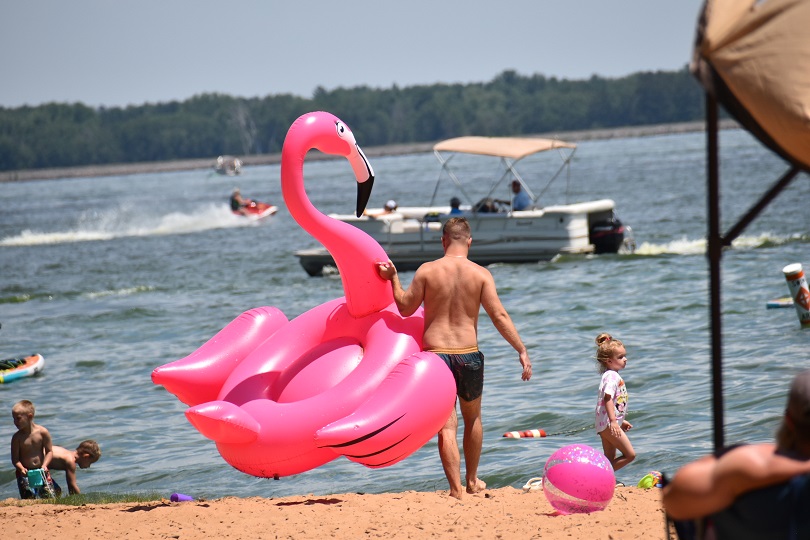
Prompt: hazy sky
<box><xmin>1</xmin><ymin>1</ymin><xmax>705</xmax><ymax>108</ymax></box>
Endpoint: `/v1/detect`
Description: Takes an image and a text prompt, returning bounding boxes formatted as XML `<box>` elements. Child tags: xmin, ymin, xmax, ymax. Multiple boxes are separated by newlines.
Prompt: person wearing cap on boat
<box><xmin>511</xmin><ymin>180</ymin><xmax>531</xmax><ymax>211</ymax></box>
<box><xmin>365</xmin><ymin>199</ymin><xmax>398</xmax><ymax>218</ymax></box>
<box><xmin>663</xmin><ymin>369</ymin><xmax>810</xmax><ymax>538</ymax></box>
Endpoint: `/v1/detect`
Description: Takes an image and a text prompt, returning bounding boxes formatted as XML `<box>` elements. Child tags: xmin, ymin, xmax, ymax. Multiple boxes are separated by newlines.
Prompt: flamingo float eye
<box><xmin>334</xmin><ymin>120</ymin><xmax>358</xmax><ymax>148</ymax></box>
<box><xmin>335</xmin><ymin>121</ymin><xmax>348</xmax><ymax>138</ymax></box>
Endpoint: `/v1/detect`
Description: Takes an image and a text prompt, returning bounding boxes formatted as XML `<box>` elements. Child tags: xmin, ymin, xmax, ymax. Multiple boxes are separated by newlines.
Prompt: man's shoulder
<box><xmin>422</xmin><ymin>257</ymin><xmax>487</xmax><ymax>273</ymax></box>
<box><xmin>417</xmin><ymin>258</ymin><xmax>447</xmax><ymax>272</ymax></box>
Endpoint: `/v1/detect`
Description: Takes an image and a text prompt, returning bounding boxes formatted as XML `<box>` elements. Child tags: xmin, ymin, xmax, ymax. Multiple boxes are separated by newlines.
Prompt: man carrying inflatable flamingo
<box><xmin>378</xmin><ymin>216</ymin><xmax>532</xmax><ymax>500</ymax></box>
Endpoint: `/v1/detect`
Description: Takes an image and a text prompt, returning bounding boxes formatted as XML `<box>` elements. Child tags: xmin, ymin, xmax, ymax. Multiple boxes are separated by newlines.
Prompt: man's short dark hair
<box><xmin>442</xmin><ymin>217</ymin><xmax>471</xmax><ymax>240</ymax></box>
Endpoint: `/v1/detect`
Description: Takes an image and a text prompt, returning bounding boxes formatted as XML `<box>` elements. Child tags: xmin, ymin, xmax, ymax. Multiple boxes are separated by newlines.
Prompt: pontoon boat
<box><xmin>296</xmin><ymin>136</ymin><xmax>633</xmax><ymax>276</ymax></box>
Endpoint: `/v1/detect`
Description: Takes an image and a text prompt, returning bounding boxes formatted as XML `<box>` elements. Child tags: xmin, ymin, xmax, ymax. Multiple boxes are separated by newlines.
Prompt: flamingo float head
<box><xmin>282</xmin><ymin>112</ymin><xmax>394</xmax><ymax>317</ymax></box>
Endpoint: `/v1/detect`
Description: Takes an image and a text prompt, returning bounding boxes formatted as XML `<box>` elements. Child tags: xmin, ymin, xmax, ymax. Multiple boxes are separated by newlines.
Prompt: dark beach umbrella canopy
<box><xmin>691</xmin><ymin>0</ymin><xmax>810</xmax><ymax>450</ymax></box>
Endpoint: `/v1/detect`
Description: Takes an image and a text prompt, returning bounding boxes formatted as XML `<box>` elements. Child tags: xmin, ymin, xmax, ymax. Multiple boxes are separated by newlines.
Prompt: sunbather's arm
<box><xmin>663</xmin><ymin>443</ymin><xmax>810</xmax><ymax>520</ymax></box>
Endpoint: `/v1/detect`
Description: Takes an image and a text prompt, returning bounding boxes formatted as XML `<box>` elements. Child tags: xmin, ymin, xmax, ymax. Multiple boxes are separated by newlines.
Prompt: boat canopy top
<box><xmin>429</xmin><ymin>136</ymin><xmax>579</xmax><ymax>209</ymax></box>
<box><xmin>433</xmin><ymin>136</ymin><xmax>577</xmax><ymax>161</ymax></box>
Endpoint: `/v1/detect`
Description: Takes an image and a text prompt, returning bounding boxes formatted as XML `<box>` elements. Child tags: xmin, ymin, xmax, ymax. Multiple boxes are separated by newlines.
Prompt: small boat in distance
<box><xmin>214</xmin><ymin>155</ymin><xmax>242</xmax><ymax>176</ymax></box>
<box><xmin>235</xmin><ymin>200</ymin><xmax>279</xmax><ymax>221</ymax></box>
<box><xmin>296</xmin><ymin>136</ymin><xmax>634</xmax><ymax>276</ymax></box>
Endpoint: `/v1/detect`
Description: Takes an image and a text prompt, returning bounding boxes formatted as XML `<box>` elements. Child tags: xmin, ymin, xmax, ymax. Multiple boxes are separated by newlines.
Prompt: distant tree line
<box><xmin>0</xmin><ymin>67</ymin><xmax>703</xmax><ymax>172</ymax></box>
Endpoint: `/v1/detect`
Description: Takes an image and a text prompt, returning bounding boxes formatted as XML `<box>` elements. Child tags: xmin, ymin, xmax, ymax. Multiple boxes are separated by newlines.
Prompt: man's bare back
<box><xmin>417</xmin><ymin>256</ymin><xmax>487</xmax><ymax>350</ymax></box>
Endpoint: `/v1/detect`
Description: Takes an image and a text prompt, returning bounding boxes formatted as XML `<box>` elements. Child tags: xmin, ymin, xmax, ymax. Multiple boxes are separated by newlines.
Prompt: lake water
<box><xmin>1</xmin><ymin>127</ymin><xmax>808</xmax><ymax>500</ymax></box>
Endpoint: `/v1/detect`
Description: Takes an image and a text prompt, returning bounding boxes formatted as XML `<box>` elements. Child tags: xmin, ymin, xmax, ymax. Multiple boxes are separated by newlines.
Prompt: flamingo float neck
<box><xmin>281</xmin><ymin>112</ymin><xmax>393</xmax><ymax>318</ymax></box>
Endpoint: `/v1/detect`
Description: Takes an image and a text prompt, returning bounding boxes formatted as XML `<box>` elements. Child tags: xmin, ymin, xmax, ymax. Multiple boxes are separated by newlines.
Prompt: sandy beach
<box><xmin>1</xmin><ymin>486</ymin><xmax>673</xmax><ymax>539</ymax></box>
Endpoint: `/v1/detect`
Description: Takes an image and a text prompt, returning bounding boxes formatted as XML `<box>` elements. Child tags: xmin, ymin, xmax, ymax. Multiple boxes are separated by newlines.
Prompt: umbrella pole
<box><xmin>706</xmin><ymin>93</ymin><xmax>725</xmax><ymax>451</ymax></box>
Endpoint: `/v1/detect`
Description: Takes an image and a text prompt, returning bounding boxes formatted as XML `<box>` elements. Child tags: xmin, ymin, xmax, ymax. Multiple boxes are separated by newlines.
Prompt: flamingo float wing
<box><xmin>315</xmin><ymin>352</ymin><xmax>456</xmax><ymax>468</ymax></box>
<box><xmin>151</xmin><ymin>306</ymin><xmax>288</xmax><ymax>406</ymax></box>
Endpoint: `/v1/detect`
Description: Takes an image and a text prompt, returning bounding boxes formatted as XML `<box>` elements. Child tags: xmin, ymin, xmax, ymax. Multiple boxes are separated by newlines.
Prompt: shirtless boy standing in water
<box><xmin>378</xmin><ymin>217</ymin><xmax>532</xmax><ymax>499</ymax></box>
<box><xmin>11</xmin><ymin>400</ymin><xmax>58</xmax><ymax>498</ymax></box>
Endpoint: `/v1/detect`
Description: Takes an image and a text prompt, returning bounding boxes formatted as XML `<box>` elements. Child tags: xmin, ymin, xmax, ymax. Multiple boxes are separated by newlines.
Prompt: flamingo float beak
<box><xmin>351</xmin><ymin>144</ymin><xmax>375</xmax><ymax>217</ymax></box>
<box><xmin>356</xmin><ymin>176</ymin><xmax>374</xmax><ymax>217</ymax></box>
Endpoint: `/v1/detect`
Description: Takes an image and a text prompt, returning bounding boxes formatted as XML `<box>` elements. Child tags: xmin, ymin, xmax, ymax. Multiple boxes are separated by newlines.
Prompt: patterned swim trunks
<box><xmin>429</xmin><ymin>346</ymin><xmax>485</xmax><ymax>401</ymax></box>
<box><xmin>17</xmin><ymin>468</ymin><xmax>61</xmax><ymax>499</ymax></box>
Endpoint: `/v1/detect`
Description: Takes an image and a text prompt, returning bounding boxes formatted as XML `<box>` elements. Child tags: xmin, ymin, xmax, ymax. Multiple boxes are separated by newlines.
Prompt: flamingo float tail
<box><xmin>315</xmin><ymin>352</ymin><xmax>456</xmax><ymax>468</ymax></box>
<box><xmin>152</xmin><ymin>307</ymin><xmax>288</xmax><ymax>406</ymax></box>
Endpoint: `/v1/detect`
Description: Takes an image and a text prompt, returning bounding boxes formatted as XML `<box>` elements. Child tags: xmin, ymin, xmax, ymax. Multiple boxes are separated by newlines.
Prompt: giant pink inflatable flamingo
<box><xmin>152</xmin><ymin>112</ymin><xmax>456</xmax><ymax>478</ymax></box>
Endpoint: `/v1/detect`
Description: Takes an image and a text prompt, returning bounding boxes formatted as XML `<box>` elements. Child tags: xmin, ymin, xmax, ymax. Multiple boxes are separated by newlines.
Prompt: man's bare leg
<box><xmin>438</xmin><ymin>404</ymin><xmax>464</xmax><ymax>499</ymax></box>
<box><xmin>459</xmin><ymin>396</ymin><xmax>486</xmax><ymax>494</ymax></box>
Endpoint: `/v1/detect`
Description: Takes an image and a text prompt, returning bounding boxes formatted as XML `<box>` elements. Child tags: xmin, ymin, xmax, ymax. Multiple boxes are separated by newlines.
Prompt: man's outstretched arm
<box><xmin>480</xmin><ymin>272</ymin><xmax>532</xmax><ymax>380</ymax></box>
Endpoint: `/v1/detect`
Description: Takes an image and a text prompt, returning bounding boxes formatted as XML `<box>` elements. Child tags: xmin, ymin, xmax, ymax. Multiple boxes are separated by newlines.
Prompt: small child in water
<box><xmin>49</xmin><ymin>440</ymin><xmax>101</xmax><ymax>495</ymax></box>
<box><xmin>11</xmin><ymin>400</ymin><xmax>59</xmax><ymax>498</ymax></box>
<box><xmin>593</xmin><ymin>333</ymin><xmax>636</xmax><ymax>472</ymax></box>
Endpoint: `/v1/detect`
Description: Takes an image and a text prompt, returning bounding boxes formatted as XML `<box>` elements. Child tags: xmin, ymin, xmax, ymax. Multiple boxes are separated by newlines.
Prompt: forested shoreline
<box><xmin>1</xmin><ymin>67</ymin><xmax>709</xmax><ymax>176</ymax></box>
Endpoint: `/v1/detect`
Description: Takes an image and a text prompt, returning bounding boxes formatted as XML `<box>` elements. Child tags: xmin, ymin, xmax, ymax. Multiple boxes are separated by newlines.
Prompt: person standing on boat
<box><xmin>511</xmin><ymin>180</ymin><xmax>531</xmax><ymax>211</ymax></box>
<box><xmin>449</xmin><ymin>197</ymin><xmax>463</xmax><ymax>215</ymax></box>
<box><xmin>376</xmin><ymin>217</ymin><xmax>532</xmax><ymax>500</ymax></box>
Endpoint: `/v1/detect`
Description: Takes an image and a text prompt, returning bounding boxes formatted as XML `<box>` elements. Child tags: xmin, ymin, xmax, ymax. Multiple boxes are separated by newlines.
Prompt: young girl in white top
<box><xmin>594</xmin><ymin>333</ymin><xmax>636</xmax><ymax>472</ymax></box>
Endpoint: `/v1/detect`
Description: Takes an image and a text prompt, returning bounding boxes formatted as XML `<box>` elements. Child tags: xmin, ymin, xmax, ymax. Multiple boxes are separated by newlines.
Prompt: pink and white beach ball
<box><xmin>542</xmin><ymin>444</ymin><xmax>615</xmax><ymax>514</ymax></box>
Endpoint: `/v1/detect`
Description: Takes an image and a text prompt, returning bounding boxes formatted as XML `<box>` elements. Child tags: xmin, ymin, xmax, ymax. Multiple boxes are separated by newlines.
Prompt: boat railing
<box><xmin>331</xmin><ymin>204</ymin><xmax>579</xmax><ymax>253</ymax></box>
<box><xmin>430</xmin><ymin>143</ymin><xmax>578</xmax><ymax>209</ymax></box>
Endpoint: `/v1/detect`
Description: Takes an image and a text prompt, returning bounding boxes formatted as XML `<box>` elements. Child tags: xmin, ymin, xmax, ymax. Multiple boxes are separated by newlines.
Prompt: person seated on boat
<box><xmin>230</xmin><ymin>188</ymin><xmax>253</xmax><ymax>215</ymax></box>
<box><xmin>449</xmin><ymin>197</ymin><xmax>463</xmax><ymax>215</ymax></box>
<box><xmin>511</xmin><ymin>180</ymin><xmax>531</xmax><ymax>211</ymax></box>
<box><xmin>662</xmin><ymin>369</ymin><xmax>810</xmax><ymax>539</ymax></box>
<box><xmin>474</xmin><ymin>198</ymin><xmax>498</xmax><ymax>213</ymax></box>
<box><xmin>365</xmin><ymin>199</ymin><xmax>399</xmax><ymax>218</ymax></box>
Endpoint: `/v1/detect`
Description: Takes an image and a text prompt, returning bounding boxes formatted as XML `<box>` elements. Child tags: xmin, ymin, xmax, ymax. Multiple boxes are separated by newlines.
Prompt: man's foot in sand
<box><xmin>466</xmin><ymin>478</ymin><xmax>486</xmax><ymax>494</ymax></box>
